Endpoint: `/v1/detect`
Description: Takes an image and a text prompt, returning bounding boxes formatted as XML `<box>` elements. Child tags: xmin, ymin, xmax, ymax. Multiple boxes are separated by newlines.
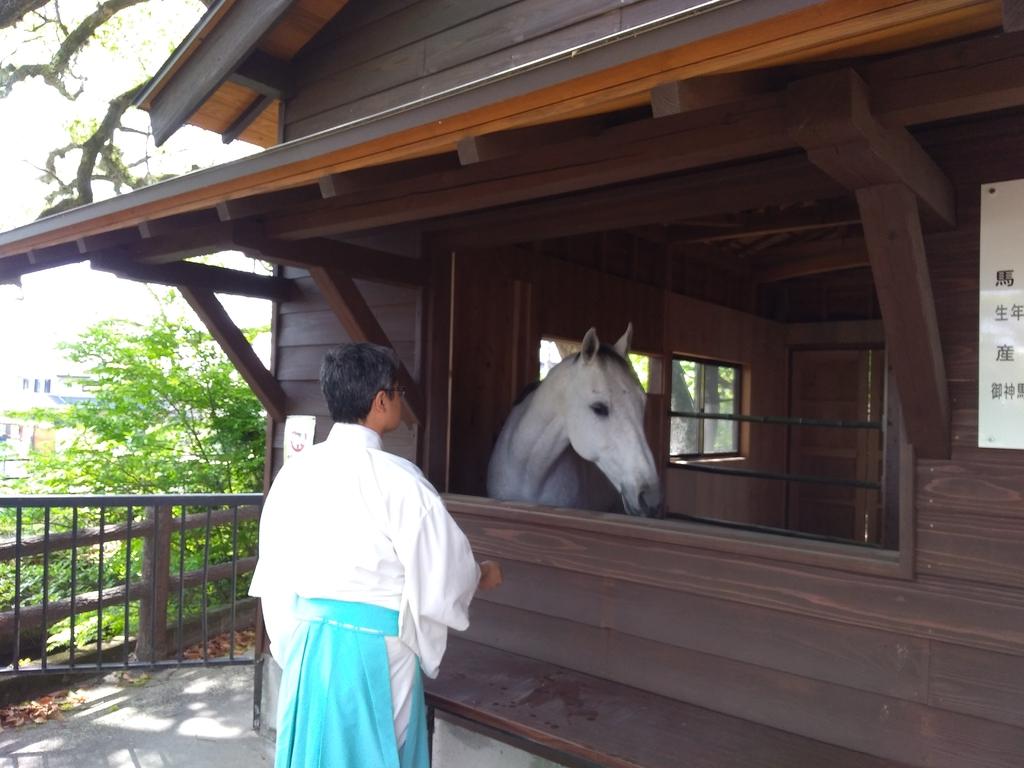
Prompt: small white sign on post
<box><xmin>979</xmin><ymin>180</ymin><xmax>1024</xmax><ymax>449</ymax></box>
<box><xmin>283</xmin><ymin>415</ymin><xmax>317</xmax><ymax>461</ymax></box>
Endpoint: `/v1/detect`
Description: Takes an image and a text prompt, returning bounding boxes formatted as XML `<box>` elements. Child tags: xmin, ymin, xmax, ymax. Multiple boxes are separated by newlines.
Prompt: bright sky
<box><xmin>0</xmin><ymin>1</ymin><xmax>267</xmax><ymax>388</ymax></box>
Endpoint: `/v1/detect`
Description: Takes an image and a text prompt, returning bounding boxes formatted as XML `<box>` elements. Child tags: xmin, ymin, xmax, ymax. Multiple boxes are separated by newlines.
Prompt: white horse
<box><xmin>487</xmin><ymin>324</ymin><xmax>663</xmax><ymax>518</ymax></box>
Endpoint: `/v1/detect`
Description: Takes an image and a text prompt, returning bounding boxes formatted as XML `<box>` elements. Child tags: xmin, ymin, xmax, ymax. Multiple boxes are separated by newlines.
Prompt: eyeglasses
<box><xmin>386</xmin><ymin>387</ymin><xmax>407</xmax><ymax>399</ymax></box>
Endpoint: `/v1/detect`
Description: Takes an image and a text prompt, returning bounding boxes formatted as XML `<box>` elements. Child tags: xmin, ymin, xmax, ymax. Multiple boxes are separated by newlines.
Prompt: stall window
<box><xmin>669</xmin><ymin>357</ymin><xmax>740</xmax><ymax>458</ymax></box>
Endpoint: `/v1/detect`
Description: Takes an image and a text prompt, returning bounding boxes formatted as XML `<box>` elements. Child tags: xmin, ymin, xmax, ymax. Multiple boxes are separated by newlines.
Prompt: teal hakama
<box><xmin>275</xmin><ymin>597</ymin><xmax>429</xmax><ymax>768</ymax></box>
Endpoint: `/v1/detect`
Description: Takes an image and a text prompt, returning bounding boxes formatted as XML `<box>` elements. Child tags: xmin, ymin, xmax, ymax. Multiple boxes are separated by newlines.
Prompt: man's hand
<box><xmin>478</xmin><ymin>560</ymin><xmax>503</xmax><ymax>591</ymax></box>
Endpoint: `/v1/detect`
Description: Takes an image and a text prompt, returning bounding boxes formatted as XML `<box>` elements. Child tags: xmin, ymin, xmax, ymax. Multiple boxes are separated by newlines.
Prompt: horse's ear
<box><xmin>613</xmin><ymin>322</ymin><xmax>633</xmax><ymax>359</ymax></box>
<box><xmin>580</xmin><ymin>327</ymin><xmax>600</xmax><ymax>363</ymax></box>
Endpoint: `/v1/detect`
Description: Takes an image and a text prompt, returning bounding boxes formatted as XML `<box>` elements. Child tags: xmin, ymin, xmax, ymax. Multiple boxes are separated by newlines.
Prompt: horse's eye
<box><xmin>590</xmin><ymin>402</ymin><xmax>609</xmax><ymax>417</ymax></box>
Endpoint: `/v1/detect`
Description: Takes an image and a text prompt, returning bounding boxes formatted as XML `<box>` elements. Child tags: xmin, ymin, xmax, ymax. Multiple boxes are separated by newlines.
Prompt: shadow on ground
<box><xmin>0</xmin><ymin>665</ymin><xmax>273</xmax><ymax>767</ymax></box>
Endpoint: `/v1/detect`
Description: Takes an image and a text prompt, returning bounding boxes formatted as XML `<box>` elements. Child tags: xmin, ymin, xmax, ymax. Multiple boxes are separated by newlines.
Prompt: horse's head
<box><xmin>560</xmin><ymin>324</ymin><xmax>663</xmax><ymax>518</ymax></box>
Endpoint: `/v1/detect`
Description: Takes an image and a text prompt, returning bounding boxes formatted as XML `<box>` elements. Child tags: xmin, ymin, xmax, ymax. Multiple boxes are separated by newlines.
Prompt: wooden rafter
<box><xmin>308</xmin><ymin>266</ymin><xmax>425</xmax><ymax>426</ymax></box>
<box><xmin>238</xmin><ymin>233</ymin><xmax>428</xmax><ymax>286</ymax></box>
<box><xmin>179</xmin><ymin>285</ymin><xmax>286</xmax><ymax>422</ymax></box>
<box><xmin>667</xmin><ymin>201</ymin><xmax>860</xmax><ymax>244</ymax></box>
<box><xmin>856</xmin><ymin>184</ymin><xmax>948</xmax><ymax>459</ymax></box>
<box><xmin>787</xmin><ymin>68</ymin><xmax>954</xmax><ymax>228</ymax></box>
<box><xmin>457</xmin><ymin>116</ymin><xmax>605</xmax><ymax>165</ymax></box>
<box><xmin>222</xmin><ymin>94</ymin><xmax>276</xmax><ymax>145</ymax></box>
<box><xmin>751</xmin><ymin>237</ymin><xmax>869</xmax><ymax>283</ymax></box>
<box><xmin>429</xmin><ymin>155</ymin><xmax>843</xmax><ymax>249</ymax></box>
<box><xmin>129</xmin><ymin>223</ymin><xmax>244</xmax><ymax>265</ymax></box>
<box><xmin>650</xmin><ymin>71</ymin><xmax>779</xmax><ymax>117</ymax></box>
<box><xmin>139</xmin><ymin>210</ymin><xmax>221</xmax><ymax>239</ymax></box>
<box><xmin>318</xmin><ymin>153</ymin><xmax>461</xmax><ymax>199</ymax></box>
<box><xmin>215</xmin><ymin>186</ymin><xmax>320</xmax><ymax>221</ymax></box>
<box><xmin>90</xmin><ymin>255</ymin><xmax>297</xmax><ymax>301</ymax></box>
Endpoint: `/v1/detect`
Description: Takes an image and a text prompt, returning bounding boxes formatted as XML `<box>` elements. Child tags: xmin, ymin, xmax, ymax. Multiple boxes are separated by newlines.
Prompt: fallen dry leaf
<box><xmin>0</xmin><ymin>689</ymin><xmax>86</xmax><ymax>729</ymax></box>
<box><xmin>182</xmin><ymin>628</ymin><xmax>255</xmax><ymax>660</ymax></box>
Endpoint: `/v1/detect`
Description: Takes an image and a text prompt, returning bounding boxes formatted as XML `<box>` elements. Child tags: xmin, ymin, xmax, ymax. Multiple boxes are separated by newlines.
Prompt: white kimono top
<box><xmin>249</xmin><ymin>422</ymin><xmax>480</xmax><ymax>742</ymax></box>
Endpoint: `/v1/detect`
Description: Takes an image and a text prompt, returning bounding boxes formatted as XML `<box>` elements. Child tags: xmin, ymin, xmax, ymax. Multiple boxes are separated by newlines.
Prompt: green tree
<box><xmin>10</xmin><ymin>290</ymin><xmax>265</xmax><ymax>495</ymax></box>
<box><xmin>0</xmin><ymin>291</ymin><xmax>265</xmax><ymax>655</ymax></box>
<box><xmin>0</xmin><ymin>0</ymin><xmax>219</xmax><ymax>218</ymax></box>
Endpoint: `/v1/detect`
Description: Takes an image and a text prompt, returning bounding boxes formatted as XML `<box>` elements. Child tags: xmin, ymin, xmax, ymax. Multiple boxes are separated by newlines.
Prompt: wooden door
<box><xmin>787</xmin><ymin>349</ymin><xmax>884</xmax><ymax>544</ymax></box>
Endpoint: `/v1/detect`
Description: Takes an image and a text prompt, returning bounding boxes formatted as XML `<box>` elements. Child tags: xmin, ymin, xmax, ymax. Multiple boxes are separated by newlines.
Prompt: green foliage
<box><xmin>9</xmin><ymin>291</ymin><xmax>265</xmax><ymax>495</ymax></box>
<box><xmin>1</xmin><ymin>291</ymin><xmax>265</xmax><ymax>656</ymax></box>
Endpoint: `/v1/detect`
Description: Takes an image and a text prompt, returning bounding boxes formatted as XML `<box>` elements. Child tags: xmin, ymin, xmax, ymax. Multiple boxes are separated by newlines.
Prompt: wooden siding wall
<box><xmin>665</xmin><ymin>293</ymin><xmax>789</xmax><ymax>527</ymax></box>
<box><xmin>283</xmin><ymin>0</ymin><xmax>707</xmax><ymax>141</ymax></box>
<box><xmin>444</xmin><ymin>113</ymin><xmax>1024</xmax><ymax>768</ymax></box>
<box><xmin>269</xmin><ymin>247</ymin><xmax>422</xmax><ymax>478</ymax></box>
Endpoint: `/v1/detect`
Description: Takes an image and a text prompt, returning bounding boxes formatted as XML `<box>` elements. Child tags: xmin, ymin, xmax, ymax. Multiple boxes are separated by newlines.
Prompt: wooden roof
<box><xmin>0</xmin><ymin>0</ymin><xmax>1011</xmax><ymax>270</ymax></box>
<box><xmin>135</xmin><ymin>0</ymin><xmax>345</xmax><ymax>147</ymax></box>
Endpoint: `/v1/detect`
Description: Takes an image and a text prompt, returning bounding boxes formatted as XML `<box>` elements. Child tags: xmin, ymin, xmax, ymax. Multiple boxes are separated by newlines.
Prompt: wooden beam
<box><xmin>228</xmin><ymin>50</ymin><xmax>291</xmax><ymax>98</ymax></box>
<box><xmin>270</xmin><ymin>93</ymin><xmax>793</xmax><ymax>239</ymax></box>
<box><xmin>1003</xmin><ymin>0</ymin><xmax>1024</xmax><ymax>32</ymax></box>
<box><xmin>787</xmin><ymin>69</ymin><xmax>955</xmax><ymax>228</ymax></box>
<box><xmin>222</xmin><ymin>94</ymin><xmax>275</xmax><ymax>145</ymax></box>
<box><xmin>148</xmin><ymin>0</ymin><xmax>293</xmax><ymax>146</ymax></box>
<box><xmin>456</xmin><ymin>117</ymin><xmax>605</xmax><ymax>165</ymax></box>
<box><xmin>423</xmin><ymin>247</ymin><xmax>453</xmax><ymax>489</ymax></box>
<box><xmin>668</xmin><ymin>201</ymin><xmax>860</xmax><ymax>244</ymax></box>
<box><xmin>650</xmin><ymin>71</ymin><xmax>779</xmax><ymax>117</ymax></box>
<box><xmin>308</xmin><ymin>266</ymin><xmax>425</xmax><ymax>426</ymax></box>
<box><xmin>318</xmin><ymin>153</ymin><xmax>461</xmax><ymax>199</ymax></box>
<box><xmin>215</xmin><ymin>185</ymin><xmax>320</xmax><ymax>221</ymax></box>
<box><xmin>752</xmin><ymin>237</ymin><xmax>869</xmax><ymax>283</ymax></box>
<box><xmin>90</xmin><ymin>255</ymin><xmax>297</xmax><ymax>301</ymax></box>
<box><xmin>179</xmin><ymin>285</ymin><xmax>286</xmax><ymax>422</ymax></box>
<box><xmin>430</xmin><ymin>155</ymin><xmax>843</xmax><ymax>249</ymax></box>
<box><xmin>856</xmin><ymin>183</ymin><xmax>948</xmax><ymax>459</ymax></box>
<box><xmin>236</xmin><ymin>233</ymin><xmax>428</xmax><ymax>286</ymax></box>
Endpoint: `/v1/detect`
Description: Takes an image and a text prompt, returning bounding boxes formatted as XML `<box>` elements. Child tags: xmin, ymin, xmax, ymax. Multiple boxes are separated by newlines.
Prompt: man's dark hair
<box><xmin>320</xmin><ymin>343</ymin><xmax>399</xmax><ymax>423</ymax></box>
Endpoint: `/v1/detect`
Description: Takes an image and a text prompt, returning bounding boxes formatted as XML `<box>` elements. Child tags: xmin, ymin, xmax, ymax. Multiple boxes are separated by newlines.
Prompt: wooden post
<box><xmin>136</xmin><ymin>505</ymin><xmax>172</xmax><ymax>662</ymax></box>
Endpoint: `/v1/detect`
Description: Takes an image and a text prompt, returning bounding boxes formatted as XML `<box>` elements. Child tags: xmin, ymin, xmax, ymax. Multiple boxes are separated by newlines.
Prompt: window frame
<box><xmin>668</xmin><ymin>355</ymin><xmax>743</xmax><ymax>460</ymax></box>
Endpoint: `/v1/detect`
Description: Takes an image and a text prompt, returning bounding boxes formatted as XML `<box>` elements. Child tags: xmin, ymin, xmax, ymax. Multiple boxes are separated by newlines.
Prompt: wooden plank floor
<box><xmin>427</xmin><ymin>638</ymin><xmax>914</xmax><ymax>768</ymax></box>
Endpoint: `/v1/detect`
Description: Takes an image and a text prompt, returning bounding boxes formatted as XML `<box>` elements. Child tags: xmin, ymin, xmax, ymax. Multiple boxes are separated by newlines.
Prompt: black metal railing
<box><xmin>0</xmin><ymin>494</ymin><xmax>262</xmax><ymax>675</ymax></box>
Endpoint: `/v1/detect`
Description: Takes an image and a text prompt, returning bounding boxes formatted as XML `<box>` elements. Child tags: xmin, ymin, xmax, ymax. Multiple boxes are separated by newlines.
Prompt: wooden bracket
<box><xmin>179</xmin><ymin>285</ymin><xmax>286</xmax><ymax>423</ymax></box>
<box><xmin>308</xmin><ymin>266</ymin><xmax>425</xmax><ymax>426</ymax></box>
<box><xmin>90</xmin><ymin>255</ymin><xmax>297</xmax><ymax>301</ymax></box>
<box><xmin>856</xmin><ymin>183</ymin><xmax>949</xmax><ymax>459</ymax></box>
<box><xmin>787</xmin><ymin>69</ymin><xmax>955</xmax><ymax>228</ymax></box>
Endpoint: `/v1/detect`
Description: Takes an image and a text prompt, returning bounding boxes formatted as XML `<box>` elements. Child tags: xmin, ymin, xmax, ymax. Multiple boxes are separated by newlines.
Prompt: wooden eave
<box><xmin>0</xmin><ymin>0</ymin><xmax>1008</xmax><ymax>265</ymax></box>
<box><xmin>135</xmin><ymin>0</ymin><xmax>345</xmax><ymax>148</ymax></box>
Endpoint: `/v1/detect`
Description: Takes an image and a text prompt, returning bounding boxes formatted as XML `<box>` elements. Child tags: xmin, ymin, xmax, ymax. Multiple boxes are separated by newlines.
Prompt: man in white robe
<box><xmin>249</xmin><ymin>342</ymin><xmax>501</xmax><ymax>767</ymax></box>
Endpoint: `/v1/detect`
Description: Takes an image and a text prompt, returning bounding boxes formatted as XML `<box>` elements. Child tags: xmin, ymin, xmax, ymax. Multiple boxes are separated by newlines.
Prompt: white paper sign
<box><xmin>979</xmin><ymin>180</ymin><xmax>1024</xmax><ymax>448</ymax></box>
<box><xmin>284</xmin><ymin>415</ymin><xmax>317</xmax><ymax>461</ymax></box>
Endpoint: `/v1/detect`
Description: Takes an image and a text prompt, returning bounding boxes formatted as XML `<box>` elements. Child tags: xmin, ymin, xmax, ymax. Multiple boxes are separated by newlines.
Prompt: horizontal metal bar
<box><xmin>0</xmin><ymin>493</ymin><xmax>262</xmax><ymax>506</ymax></box>
<box><xmin>669</xmin><ymin>411</ymin><xmax>882</xmax><ymax>430</ymax></box>
<box><xmin>668</xmin><ymin>461</ymin><xmax>881</xmax><ymax>490</ymax></box>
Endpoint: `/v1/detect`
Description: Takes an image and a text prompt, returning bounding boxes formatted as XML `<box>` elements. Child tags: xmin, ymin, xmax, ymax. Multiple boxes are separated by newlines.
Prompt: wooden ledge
<box><xmin>426</xmin><ymin>639</ymin><xmax>913</xmax><ymax>768</ymax></box>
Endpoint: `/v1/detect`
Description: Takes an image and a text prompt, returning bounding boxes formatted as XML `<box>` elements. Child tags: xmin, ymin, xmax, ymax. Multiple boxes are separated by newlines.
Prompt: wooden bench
<box><xmin>426</xmin><ymin>639</ymin><xmax>913</xmax><ymax>768</ymax></box>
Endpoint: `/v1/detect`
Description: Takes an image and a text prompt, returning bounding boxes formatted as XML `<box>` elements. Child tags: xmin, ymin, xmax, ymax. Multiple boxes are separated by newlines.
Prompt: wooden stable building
<box><xmin>2</xmin><ymin>0</ymin><xmax>1023</xmax><ymax>765</ymax></box>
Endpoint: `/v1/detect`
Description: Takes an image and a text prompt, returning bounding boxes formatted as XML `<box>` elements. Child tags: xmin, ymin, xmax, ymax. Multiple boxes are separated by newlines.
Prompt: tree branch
<box><xmin>1</xmin><ymin>0</ymin><xmax>147</xmax><ymax>97</ymax></box>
